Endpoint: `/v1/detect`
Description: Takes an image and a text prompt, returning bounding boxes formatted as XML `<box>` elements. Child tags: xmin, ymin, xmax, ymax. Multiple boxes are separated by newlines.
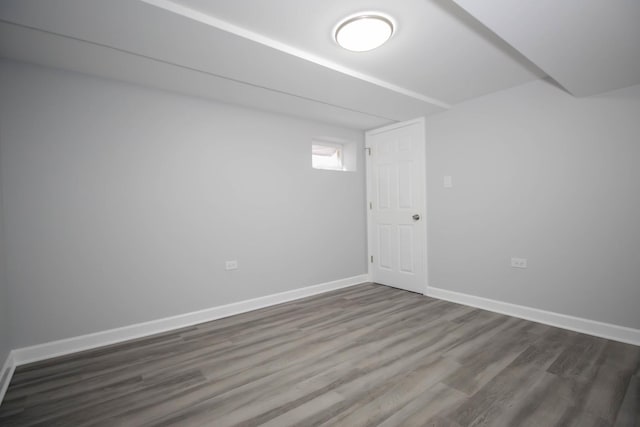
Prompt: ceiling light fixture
<box><xmin>335</xmin><ymin>14</ymin><xmax>394</xmax><ymax>52</ymax></box>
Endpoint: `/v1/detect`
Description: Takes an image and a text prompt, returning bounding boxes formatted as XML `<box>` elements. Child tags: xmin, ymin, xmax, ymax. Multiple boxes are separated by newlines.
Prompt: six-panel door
<box><xmin>367</xmin><ymin>120</ymin><xmax>426</xmax><ymax>294</ymax></box>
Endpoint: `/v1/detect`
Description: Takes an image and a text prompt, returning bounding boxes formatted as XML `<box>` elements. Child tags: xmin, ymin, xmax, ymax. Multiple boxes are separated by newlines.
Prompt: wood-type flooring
<box><xmin>1</xmin><ymin>283</ymin><xmax>638</xmax><ymax>426</ymax></box>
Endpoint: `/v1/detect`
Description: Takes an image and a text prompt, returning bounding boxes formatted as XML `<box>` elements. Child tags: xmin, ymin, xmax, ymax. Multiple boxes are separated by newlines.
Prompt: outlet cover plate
<box><xmin>510</xmin><ymin>257</ymin><xmax>527</xmax><ymax>269</ymax></box>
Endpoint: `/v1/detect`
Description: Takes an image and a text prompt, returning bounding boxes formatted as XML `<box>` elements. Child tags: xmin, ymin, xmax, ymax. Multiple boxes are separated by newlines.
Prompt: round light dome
<box><xmin>335</xmin><ymin>14</ymin><xmax>394</xmax><ymax>52</ymax></box>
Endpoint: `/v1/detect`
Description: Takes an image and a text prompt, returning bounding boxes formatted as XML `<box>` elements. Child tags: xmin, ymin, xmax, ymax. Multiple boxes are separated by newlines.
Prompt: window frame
<box><xmin>311</xmin><ymin>140</ymin><xmax>345</xmax><ymax>171</ymax></box>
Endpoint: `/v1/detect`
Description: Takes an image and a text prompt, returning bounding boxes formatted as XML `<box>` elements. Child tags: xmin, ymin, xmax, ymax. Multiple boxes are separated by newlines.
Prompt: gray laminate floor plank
<box><xmin>1</xmin><ymin>283</ymin><xmax>638</xmax><ymax>426</ymax></box>
<box><xmin>377</xmin><ymin>382</ymin><xmax>467</xmax><ymax>427</ymax></box>
<box><xmin>614</xmin><ymin>375</ymin><xmax>639</xmax><ymax>426</ymax></box>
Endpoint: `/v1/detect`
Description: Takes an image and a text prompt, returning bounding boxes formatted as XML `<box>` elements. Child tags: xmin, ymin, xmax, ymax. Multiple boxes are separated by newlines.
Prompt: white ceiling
<box><xmin>0</xmin><ymin>0</ymin><xmax>637</xmax><ymax>129</ymax></box>
<box><xmin>168</xmin><ymin>0</ymin><xmax>545</xmax><ymax>104</ymax></box>
<box><xmin>451</xmin><ymin>0</ymin><xmax>640</xmax><ymax>97</ymax></box>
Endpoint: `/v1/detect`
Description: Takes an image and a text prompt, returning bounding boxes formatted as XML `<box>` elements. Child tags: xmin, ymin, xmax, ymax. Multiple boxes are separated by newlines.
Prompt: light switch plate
<box><xmin>444</xmin><ymin>176</ymin><xmax>453</xmax><ymax>188</ymax></box>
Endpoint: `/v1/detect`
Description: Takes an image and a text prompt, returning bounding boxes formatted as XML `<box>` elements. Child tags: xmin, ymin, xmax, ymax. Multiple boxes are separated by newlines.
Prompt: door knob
<box><xmin>412</xmin><ymin>214</ymin><xmax>420</xmax><ymax>221</ymax></box>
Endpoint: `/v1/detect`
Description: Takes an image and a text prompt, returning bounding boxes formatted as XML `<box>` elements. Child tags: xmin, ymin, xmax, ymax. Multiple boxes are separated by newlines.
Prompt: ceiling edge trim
<box><xmin>139</xmin><ymin>0</ymin><xmax>452</xmax><ymax>110</ymax></box>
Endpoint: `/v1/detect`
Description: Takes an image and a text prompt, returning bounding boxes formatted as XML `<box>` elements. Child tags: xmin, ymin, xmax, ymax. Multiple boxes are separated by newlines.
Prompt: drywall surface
<box><xmin>0</xmin><ymin>279</ymin><xmax>8</xmax><ymax>366</ymax></box>
<box><xmin>0</xmin><ymin>150</ymin><xmax>10</xmax><ymax>364</ymax></box>
<box><xmin>426</xmin><ymin>79</ymin><xmax>640</xmax><ymax>329</ymax></box>
<box><xmin>0</xmin><ymin>60</ymin><xmax>367</xmax><ymax>348</ymax></box>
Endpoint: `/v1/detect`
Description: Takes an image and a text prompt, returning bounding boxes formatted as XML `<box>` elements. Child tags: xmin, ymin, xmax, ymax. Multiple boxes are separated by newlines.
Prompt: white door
<box><xmin>366</xmin><ymin>118</ymin><xmax>427</xmax><ymax>294</ymax></box>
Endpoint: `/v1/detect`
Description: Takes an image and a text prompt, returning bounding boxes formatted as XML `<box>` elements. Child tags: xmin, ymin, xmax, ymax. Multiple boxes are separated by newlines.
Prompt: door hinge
<box><xmin>369</xmin><ymin>202</ymin><xmax>372</xmax><ymax>210</ymax></box>
<box><xmin>370</xmin><ymin>255</ymin><xmax>373</xmax><ymax>263</ymax></box>
<box><xmin>365</xmin><ymin>147</ymin><xmax>371</xmax><ymax>156</ymax></box>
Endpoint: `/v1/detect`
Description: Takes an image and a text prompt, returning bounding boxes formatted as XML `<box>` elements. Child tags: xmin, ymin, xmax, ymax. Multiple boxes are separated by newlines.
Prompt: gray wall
<box><xmin>0</xmin><ymin>144</ymin><xmax>10</xmax><ymax>364</ymax></box>
<box><xmin>0</xmin><ymin>277</ymin><xmax>8</xmax><ymax>366</ymax></box>
<box><xmin>426</xmin><ymin>79</ymin><xmax>640</xmax><ymax>329</ymax></box>
<box><xmin>0</xmin><ymin>60</ymin><xmax>367</xmax><ymax>348</ymax></box>
<box><xmin>3</xmin><ymin>58</ymin><xmax>638</xmax><ymax>351</ymax></box>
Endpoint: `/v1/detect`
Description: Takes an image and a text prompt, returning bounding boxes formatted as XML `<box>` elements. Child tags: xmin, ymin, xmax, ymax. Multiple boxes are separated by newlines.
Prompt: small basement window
<box><xmin>312</xmin><ymin>141</ymin><xmax>344</xmax><ymax>171</ymax></box>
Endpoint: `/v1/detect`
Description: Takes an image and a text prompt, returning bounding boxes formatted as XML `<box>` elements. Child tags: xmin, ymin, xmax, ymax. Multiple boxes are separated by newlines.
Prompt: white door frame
<box><xmin>365</xmin><ymin>117</ymin><xmax>428</xmax><ymax>294</ymax></box>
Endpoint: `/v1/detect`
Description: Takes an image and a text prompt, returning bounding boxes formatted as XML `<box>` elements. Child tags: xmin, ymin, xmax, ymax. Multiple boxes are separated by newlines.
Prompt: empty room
<box><xmin>0</xmin><ymin>0</ymin><xmax>639</xmax><ymax>426</ymax></box>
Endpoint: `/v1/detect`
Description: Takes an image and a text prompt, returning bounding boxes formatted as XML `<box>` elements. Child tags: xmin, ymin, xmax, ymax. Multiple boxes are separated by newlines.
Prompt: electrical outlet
<box><xmin>225</xmin><ymin>260</ymin><xmax>238</xmax><ymax>270</ymax></box>
<box><xmin>510</xmin><ymin>257</ymin><xmax>527</xmax><ymax>269</ymax></box>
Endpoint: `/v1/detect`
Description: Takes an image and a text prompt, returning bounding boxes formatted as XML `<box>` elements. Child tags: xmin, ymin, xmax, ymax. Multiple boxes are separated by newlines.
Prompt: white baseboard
<box><xmin>425</xmin><ymin>285</ymin><xmax>640</xmax><ymax>346</ymax></box>
<box><xmin>11</xmin><ymin>274</ymin><xmax>369</xmax><ymax>367</ymax></box>
<box><xmin>0</xmin><ymin>352</ymin><xmax>16</xmax><ymax>406</ymax></box>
